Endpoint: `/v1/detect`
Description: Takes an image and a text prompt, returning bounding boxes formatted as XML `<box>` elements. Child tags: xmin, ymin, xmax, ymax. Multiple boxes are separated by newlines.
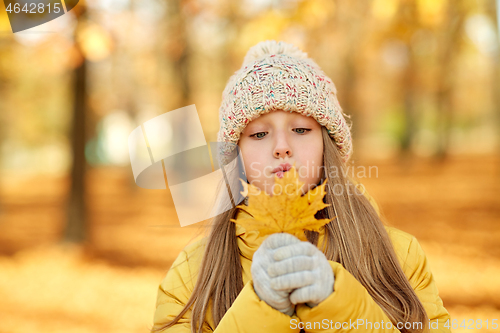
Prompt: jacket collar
<box><xmin>235</xmin><ymin>210</ymin><xmax>267</xmax><ymax>261</ymax></box>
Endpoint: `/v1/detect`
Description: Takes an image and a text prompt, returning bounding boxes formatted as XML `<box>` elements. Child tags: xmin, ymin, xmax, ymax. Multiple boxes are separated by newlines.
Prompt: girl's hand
<box><xmin>251</xmin><ymin>233</ymin><xmax>301</xmax><ymax>316</ymax></box>
<box><xmin>268</xmin><ymin>239</ymin><xmax>334</xmax><ymax>308</ymax></box>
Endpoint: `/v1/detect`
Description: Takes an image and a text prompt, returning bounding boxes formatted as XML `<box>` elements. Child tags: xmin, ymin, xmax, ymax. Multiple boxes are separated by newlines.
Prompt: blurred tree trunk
<box><xmin>220</xmin><ymin>1</ymin><xmax>243</xmax><ymax>85</ymax></box>
<box><xmin>164</xmin><ymin>0</ymin><xmax>192</xmax><ymax>199</ymax></box>
<box><xmin>0</xmin><ymin>38</ymin><xmax>10</xmax><ymax>213</ymax></box>
<box><xmin>401</xmin><ymin>51</ymin><xmax>418</xmax><ymax>154</ymax></box>
<box><xmin>168</xmin><ymin>0</ymin><xmax>192</xmax><ymax>106</ymax></box>
<box><xmin>127</xmin><ymin>0</ymin><xmax>142</xmax><ymax>190</ymax></box>
<box><xmin>489</xmin><ymin>0</ymin><xmax>500</xmax><ymax>160</ymax></box>
<box><xmin>496</xmin><ymin>1</ymin><xmax>500</xmax><ymax>160</ymax></box>
<box><xmin>64</xmin><ymin>5</ymin><xmax>88</xmax><ymax>243</ymax></box>
<box><xmin>435</xmin><ymin>1</ymin><xmax>464</xmax><ymax>159</ymax></box>
<box><xmin>336</xmin><ymin>0</ymin><xmax>371</xmax><ymax>150</ymax></box>
<box><xmin>399</xmin><ymin>0</ymin><xmax>418</xmax><ymax>156</ymax></box>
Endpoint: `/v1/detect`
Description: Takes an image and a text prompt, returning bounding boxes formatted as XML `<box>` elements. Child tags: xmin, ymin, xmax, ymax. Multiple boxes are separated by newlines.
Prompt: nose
<box><xmin>273</xmin><ymin>134</ymin><xmax>292</xmax><ymax>158</ymax></box>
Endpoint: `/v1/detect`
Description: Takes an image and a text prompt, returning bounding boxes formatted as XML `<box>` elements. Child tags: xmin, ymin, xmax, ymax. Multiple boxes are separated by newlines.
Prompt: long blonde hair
<box><xmin>152</xmin><ymin>127</ymin><xmax>429</xmax><ymax>333</ymax></box>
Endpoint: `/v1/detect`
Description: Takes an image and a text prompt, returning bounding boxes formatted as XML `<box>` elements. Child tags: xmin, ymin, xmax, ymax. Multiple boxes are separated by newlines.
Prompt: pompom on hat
<box><xmin>217</xmin><ymin>40</ymin><xmax>352</xmax><ymax>164</ymax></box>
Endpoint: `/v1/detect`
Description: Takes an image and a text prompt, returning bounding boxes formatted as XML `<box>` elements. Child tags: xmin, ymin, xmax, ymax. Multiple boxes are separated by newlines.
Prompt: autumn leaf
<box><xmin>230</xmin><ymin>165</ymin><xmax>332</xmax><ymax>241</ymax></box>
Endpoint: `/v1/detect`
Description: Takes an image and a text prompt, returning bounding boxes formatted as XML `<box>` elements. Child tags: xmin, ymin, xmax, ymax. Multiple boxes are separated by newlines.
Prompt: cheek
<box><xmin>241</xmin><ymin>148</ymin><xmax>255</xmax><ymax>166</ymax></box>
<box><xmin>306</xmin><ymin>139</ymin><xmax>322</xmax><ymax>158</ymax></box>
<box><xmin>240</xmin><ymin>150</ymin><xmax>263</xmax><ymax>180</ymax></box>
<box><xmin>315</xmin><ymin>146</ymin><xmax>324</xmax><ymax>164</ymax></box>
<box><xmin>304</xmin><ymin>139</ymin><xmax>323</xmax><ymax>178</ymax></box>
<box><xmin>313</xmin><ymin>134</ymin><xmax>324</xmax><ymax>161</ymax></box>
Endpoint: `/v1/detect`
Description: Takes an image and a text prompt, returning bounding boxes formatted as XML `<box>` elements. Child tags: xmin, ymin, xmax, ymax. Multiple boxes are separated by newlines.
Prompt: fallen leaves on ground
<box><xmin>0</xmin><ymin>244</ymin><xmax>165</xmax><ymax>333</ymax></box>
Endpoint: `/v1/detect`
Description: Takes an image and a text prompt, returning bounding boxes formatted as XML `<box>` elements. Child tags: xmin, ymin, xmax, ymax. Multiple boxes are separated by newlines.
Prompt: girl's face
<box><xmin>238</xmin><ymin>110</ymin><xmax>324</xmax><ymax>196</ymax></box>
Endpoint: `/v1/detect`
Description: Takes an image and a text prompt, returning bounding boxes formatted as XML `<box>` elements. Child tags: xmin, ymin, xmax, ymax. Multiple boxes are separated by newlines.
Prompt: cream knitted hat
<box><xmin>216</xmin><ymin>40</ymin><xmax>352</xmax><ymax>164</ymax></box>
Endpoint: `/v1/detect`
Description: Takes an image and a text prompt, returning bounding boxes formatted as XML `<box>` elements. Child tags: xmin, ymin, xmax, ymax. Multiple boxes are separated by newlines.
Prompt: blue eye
<box><xmin>250</xmin><ymin>132</ymin><xmax>267</xmax><ymax>139</ymax></box>
<box><xmin>294</xmin><ymin>128</ymin><xmax>311</xmax><ymax>134</ymax></box>
<box><xmin>250</xmin><ymin>129</ymin><xmax>310</xmax><ymax>138</ymax></box>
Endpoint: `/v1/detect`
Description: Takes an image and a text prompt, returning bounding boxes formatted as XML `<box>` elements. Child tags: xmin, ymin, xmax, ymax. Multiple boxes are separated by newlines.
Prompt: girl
<box><xmin>151</xmin><ymin>40</ymin><xmax>450</xmax><ymax>333</ymax></box>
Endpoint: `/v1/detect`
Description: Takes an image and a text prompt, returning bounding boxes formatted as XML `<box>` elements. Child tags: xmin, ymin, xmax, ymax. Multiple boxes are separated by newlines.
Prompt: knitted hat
<box><xmin>216</xmin><ymin>40</ymin><xmax>352</xmax><ymax>165</ymax></box>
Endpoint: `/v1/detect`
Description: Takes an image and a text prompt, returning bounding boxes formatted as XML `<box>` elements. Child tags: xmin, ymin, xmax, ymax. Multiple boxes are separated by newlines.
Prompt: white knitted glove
<box><xmin>269</xmin><ymin>237</ymin><xmax>334</xmax><ymax>308</ymax></box>
<box><xmin>251</xmin><ymin>233</ymin><xmax>301</xmax><ymax>316</ymax></box>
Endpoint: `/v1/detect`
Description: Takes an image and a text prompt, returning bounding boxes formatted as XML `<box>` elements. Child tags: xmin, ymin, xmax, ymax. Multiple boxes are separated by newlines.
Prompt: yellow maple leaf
<box><xmin>230</xmin><ymin>165</ymin><xmax>332</xmax><ymax>241</ymax></box>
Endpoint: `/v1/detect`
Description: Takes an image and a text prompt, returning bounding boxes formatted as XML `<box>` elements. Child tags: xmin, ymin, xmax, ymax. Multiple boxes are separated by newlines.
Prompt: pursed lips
<box><xmin>272</xmin><ymin>163</ymin><xmax>292</xmax><ymax>178</ymax></box>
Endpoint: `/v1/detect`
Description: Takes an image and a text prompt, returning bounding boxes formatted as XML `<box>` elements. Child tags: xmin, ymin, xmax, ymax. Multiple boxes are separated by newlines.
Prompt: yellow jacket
<box><xmin>152</xmin><ymin>192</ymin><xmax>451</xmax><ymax>332</ymax></box>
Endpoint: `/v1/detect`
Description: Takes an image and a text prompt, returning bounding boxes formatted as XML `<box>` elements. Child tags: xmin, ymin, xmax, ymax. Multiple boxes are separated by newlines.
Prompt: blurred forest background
<box><xmin>0</xmin><ymin>0</ymin><xmax>499</xmax><ymax>332</ymax></box>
